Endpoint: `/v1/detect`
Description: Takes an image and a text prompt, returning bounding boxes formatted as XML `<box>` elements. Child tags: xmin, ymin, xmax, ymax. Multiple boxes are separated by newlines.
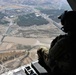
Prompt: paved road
<box><xmin>32</xmin><ymin>7</ymin><xmax>63</xmax><ymax>31</ymax></box>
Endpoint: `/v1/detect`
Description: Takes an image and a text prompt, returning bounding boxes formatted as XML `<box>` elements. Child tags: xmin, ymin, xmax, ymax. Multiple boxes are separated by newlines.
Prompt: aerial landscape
<box><xmin>0</xmin><ymin>0</ymin><xmax>71</xmax><ymax>74</ymax></box>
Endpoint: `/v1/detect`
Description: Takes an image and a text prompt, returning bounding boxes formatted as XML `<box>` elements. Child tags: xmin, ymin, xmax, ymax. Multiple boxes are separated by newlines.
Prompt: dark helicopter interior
<box><xmin>0</xmin><ymin>0</ymin><xmax>76</xmax><ymax>75</ymax></box>
<box><xmin>67</xmin><ymin>0</ymin><xmax>76</xmax><ymax>11</ymax></box>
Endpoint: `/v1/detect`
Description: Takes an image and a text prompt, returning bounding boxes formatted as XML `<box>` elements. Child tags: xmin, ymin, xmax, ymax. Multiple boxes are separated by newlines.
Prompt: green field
<box><xmin>40</xmin><ymin>9</ymin><xmax>64</xmax><ymax>23</ymax></box>
<box><xmin>0</xmin><ymin>12</ymin><xmax>9</xmax><ymax>25</ymax></box>
<box><xmin>16</xmin><ymin>13</ymin><xmax>49</xmax><ymax>26</ymax></box>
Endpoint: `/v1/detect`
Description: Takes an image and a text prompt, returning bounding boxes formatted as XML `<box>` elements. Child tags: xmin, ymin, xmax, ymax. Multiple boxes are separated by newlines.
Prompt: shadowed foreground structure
<box><xmin>37</xmin><ymin>11</ymin><xmax>76</xmax><ymax>75</ymax></box>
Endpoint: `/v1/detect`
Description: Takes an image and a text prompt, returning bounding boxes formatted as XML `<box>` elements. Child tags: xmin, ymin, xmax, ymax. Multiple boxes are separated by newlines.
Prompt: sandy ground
<box><xmin>0</xmin><ymin>36</ymin><xmax>55</xmax><ymax>74</ymax></box>
<box><xmin>3</xmin><ymin>36</ymin><xmax>55</xmax><ymax>47</ymax></box>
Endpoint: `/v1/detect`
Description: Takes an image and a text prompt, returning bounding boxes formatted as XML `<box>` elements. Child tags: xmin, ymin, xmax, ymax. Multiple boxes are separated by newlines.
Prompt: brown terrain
<box><xmin>0</xmin><ymin>4</ymin><xmax>64</xmax><ymax>74</ymax></box>
<box><xmin>0</xmin><ymin>23</ymin><xmax>63</xmax><ymax>74</ymax></box>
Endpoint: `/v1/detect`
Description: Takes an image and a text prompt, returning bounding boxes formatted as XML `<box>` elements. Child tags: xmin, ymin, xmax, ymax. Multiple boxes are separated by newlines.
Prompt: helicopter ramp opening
<box><xmin>2</xmin><ymin>60</ymin><xmax>48</xmax><ymax>75</ymax></box>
